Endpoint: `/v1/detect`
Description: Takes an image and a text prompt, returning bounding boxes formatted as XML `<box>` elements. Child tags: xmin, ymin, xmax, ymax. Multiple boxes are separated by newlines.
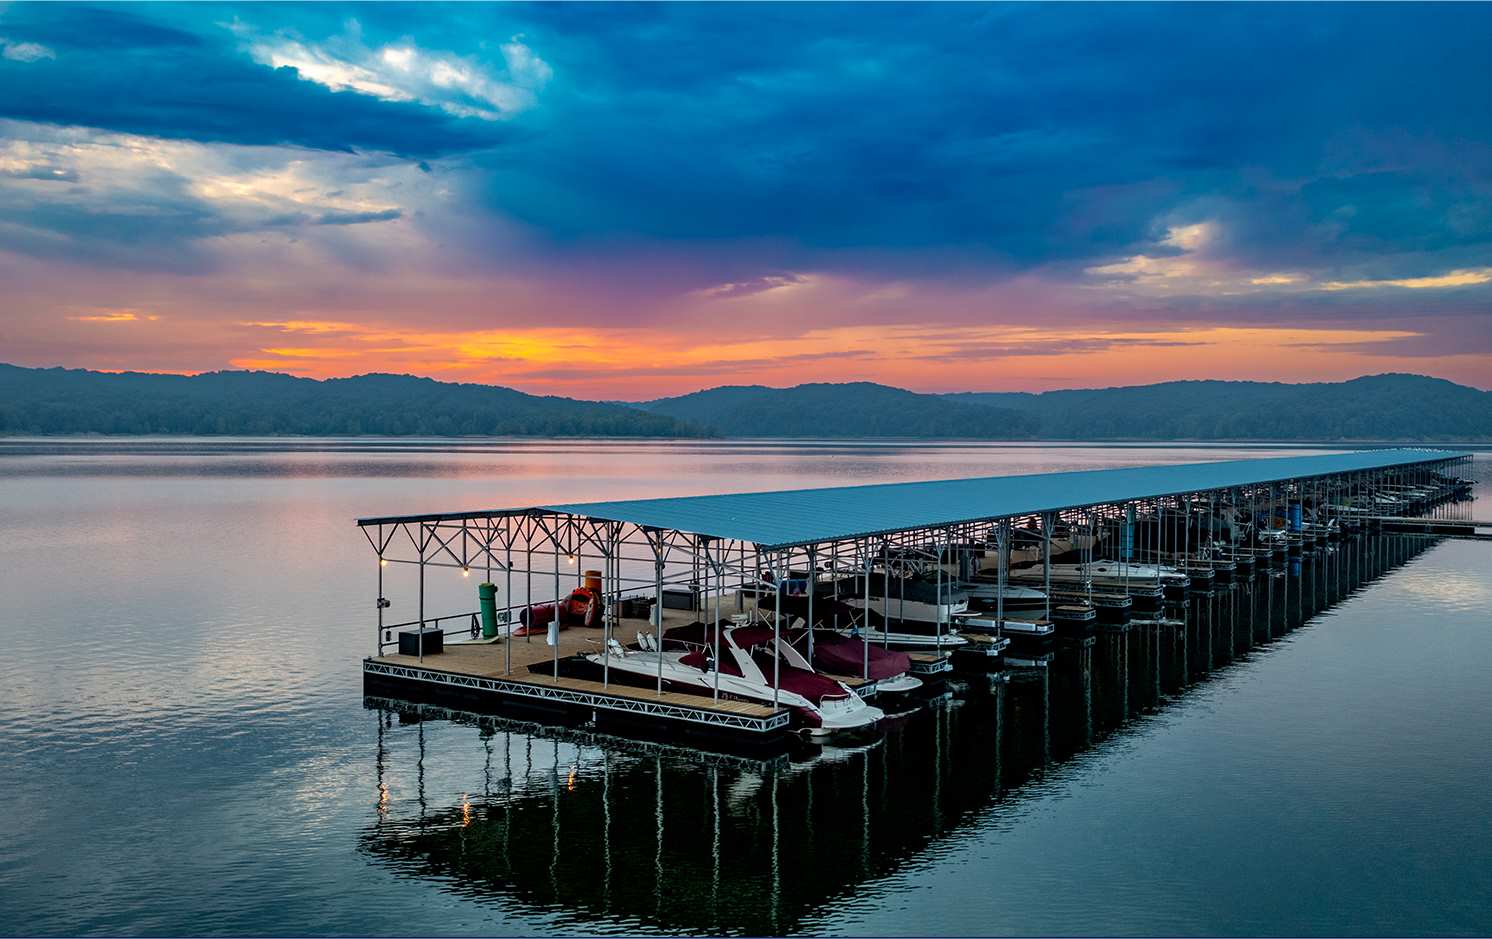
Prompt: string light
<box><xmin>379</xmin><ymin>558</ymin><xmax>388</xmax><ymax>567</ymax></box>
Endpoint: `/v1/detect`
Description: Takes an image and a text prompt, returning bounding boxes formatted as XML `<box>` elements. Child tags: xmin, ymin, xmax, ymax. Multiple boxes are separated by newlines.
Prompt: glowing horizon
<box><xmin>18</xmin><ymin>319</ymin><xmax>1481</xmax><ymax>401</ymax></box>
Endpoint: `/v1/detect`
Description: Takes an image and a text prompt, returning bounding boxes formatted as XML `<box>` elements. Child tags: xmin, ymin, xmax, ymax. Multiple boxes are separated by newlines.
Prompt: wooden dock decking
<box><xmin>365</xmin><ymin>594</ymin><xmax>959</xmax><ymax>729</ymax></box>
<box><xmin>366</xmin><ymin>599</ymin><xmax>922</xmax><ymax>733</ymax></box>
<box><xmin>366</xmin><ymin>606</ymin><xmax>798</xmax><ymax>731</ymax></box>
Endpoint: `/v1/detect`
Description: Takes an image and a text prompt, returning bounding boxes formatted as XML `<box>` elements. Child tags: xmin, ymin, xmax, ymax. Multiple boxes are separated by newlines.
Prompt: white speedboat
<box><xmin>834</xmin><ymin>574</ymin><xmax>969</xmax><ymax>649</ymax></box>
<box><xmin>833</xmin><ymin>621</ymin><xmax>968</xmax><ymax>649</ymax></box>
<box><xmin>583</xmin><ymin>621</ymin><xmax>883</xmax><ymax>736</ymax></box>
<box><xmin>955</xmin><ymin>580</ymin><xmax>1048</xmax><ymax>611</ymax></box>
<box><xmin>1257</xmin><ymin>527</ymin><xmax>1290</xmax><ymax>546</ymax></box>
<box><xmin>1010</xmin><ymin>561</ymin><xmax>1189</xmax><ymax>590</ymax></box>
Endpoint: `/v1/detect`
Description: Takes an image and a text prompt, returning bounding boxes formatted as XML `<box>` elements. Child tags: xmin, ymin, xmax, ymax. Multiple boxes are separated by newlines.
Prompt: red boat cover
<box><xmin>666</xmin><ymin>622</ymin><xmax>743</xmax><ymax>676</ymax></box>
<box><xmin>792</xmin><ymin>628</ymin><xmax>911</xmax><ymax>681</ymax></box>
<box><xmin>728</xmin><ymin>624</ymin><xmax>782</xmax><ymax>649</ymax></box>
<box><xmin>679</xmin><ymin>649</ymin><xmax>743</xmax><ymax>677</ymax></box>
<box><xmin>666</xmin><ymin>618</ymin><xmax>909</xmax><ymax>680</ymax></box>
<box><xmin>750</xmin><ymin>650</ymin><xmax>848</xmax><ymax>703</ymax></box>
<box><xmin>665</xmin><ymin>621</ymin><xmax>846</xmax><ymax>701</ymax></box>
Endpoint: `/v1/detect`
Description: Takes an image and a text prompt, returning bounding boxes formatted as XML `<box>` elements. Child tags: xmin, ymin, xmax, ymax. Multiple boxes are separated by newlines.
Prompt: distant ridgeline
<box><xmin>640</xmin><ymin>375</ymin><xmax>1492</xmax><ymax>440</ymax></box>
<box><xmin>2</xmin><ymin>364</ymin><xmax>1489</xmax><ymax>440</ymax></box>
<box><xmin>941</xmin><ymin>374</ymin><xmax>1492</xmax><ymax>441</ymax></box>
<box><xmin>0</xmin><ymin>365</ymin><xmax>696</xmax><ymax>437</ymax></box>
<box><xmin>637</xmin><ymin>381</ymin><xmax>1040</xmax><ymax>439</ymax></box>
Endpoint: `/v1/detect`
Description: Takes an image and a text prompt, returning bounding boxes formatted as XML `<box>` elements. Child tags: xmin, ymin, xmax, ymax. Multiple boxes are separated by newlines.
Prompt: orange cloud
<box><xmin>68</xmin><ymin>310</ymin><xmax>160</xmax><ymax>323</ymax></box>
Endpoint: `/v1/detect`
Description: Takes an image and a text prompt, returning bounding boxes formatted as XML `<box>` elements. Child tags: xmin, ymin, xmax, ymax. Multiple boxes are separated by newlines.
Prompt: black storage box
<box><xmin>618</xmin><ymin>596</ymin><xmax>654</xmax><ymax>619</ymax></box>
<box><xmin>398</xmin><ymin>627</ymin><xmax>444</xmax><ymax>655</ymax></box>
<box><xmin>661</xmin><ymin>587</ymin><xmax>699</xmax><ymax>610</ymax></box>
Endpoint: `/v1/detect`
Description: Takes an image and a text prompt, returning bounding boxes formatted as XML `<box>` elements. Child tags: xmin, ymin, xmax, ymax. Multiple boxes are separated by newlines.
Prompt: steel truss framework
<box><xmin>358</xmin><ymin>453</ymin><xmax>1473</xmax><ymax>694</ymax></box>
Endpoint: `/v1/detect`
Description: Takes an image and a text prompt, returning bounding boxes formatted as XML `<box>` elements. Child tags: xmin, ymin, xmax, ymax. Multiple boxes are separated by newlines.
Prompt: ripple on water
<box><xmin>3</xmin><ymin>443</ymin><xmax>1490</xmax><ymax>936</ymax></box>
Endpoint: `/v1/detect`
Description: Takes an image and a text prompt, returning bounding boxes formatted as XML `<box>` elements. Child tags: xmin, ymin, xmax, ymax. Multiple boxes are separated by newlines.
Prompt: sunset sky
<box><xmin>2</xmin><ymin>3</ymin><xmax>1490</xmax><ymax>399</ymax></box>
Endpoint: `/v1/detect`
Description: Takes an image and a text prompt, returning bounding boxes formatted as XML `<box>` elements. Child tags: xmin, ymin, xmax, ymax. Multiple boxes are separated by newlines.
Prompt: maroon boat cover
<box><xmin>679</xmin><ymin>649</ymin><xmax>742</xmax><ymax>677</ymax></box>
<box><xmin>750</xmin><ymin>650</ymin><xmax>847</xmax><ymax>703</ymax></box>
<box><xmin>793</xmin><ymin>628</ymin><xmax>911</xmax><ymax>681</ymax></box>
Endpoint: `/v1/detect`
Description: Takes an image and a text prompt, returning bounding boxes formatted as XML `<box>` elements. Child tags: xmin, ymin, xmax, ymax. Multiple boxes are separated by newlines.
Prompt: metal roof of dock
<box><xmin>537</xmin><ymin>448</ymin><xmax>1466</xmax><ymax>549</ymax></box>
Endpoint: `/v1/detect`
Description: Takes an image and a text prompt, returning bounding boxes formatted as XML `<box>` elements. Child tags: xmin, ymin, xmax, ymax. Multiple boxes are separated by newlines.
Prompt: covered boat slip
<box><xmin>357</xmin><ymin>448</ymin><xmax>1472</xmax><ymax>741</ymax></box>
<box><xmin>367</xmin><ymin>621</ymin><xmax>789</xmax><ymax>730</ymax></box>
<box><xmin>365</xmin><ymin>598</ymin><xmax>889</xmax><ymax>736</ymax></box>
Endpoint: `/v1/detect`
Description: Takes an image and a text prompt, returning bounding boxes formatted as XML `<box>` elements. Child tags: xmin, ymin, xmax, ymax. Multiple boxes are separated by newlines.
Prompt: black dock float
<box><xmin>363</xmin><ymin>654</ymin><xmax>792</xmax><ymax>740</ymax></box>
<box><xmin>1369</xmin><ymin>517</ymin><xmax>1491</xmax><ymax>539</ymax></box>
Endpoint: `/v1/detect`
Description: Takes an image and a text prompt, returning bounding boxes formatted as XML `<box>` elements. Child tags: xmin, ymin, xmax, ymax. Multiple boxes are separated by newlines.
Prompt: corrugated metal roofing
<box><xmin>540</xmin><ymin>448</ymin><xmax>1466</xmax><ymax>549</ymax></box>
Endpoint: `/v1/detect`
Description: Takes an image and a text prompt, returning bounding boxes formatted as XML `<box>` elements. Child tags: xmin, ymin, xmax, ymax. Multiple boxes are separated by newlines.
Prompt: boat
<box><xmin>1009</xmin><ymin>561</ymin><xmax>1189</xmax><ymax>591</ymax></box>
<box><xmin>754</xmin><ymin>594</ymin><xmax>923</xmax><ymax>692</ymax></box>
<box><xmin>515</xmin><ymin>585</ymin><xmax>601</xmax><ymax>636</ymax></box>
<box><xmin>788</xmin><ymin>628</ymin><xmax>922</xmax><ymax>694</ymax></box>
<box><xmin>834</xmin><ymin>575</ymin><xmax>969</xmax><ymax>649</ymax></box>
<box><xmin>1256</xmin><ymin>526</ymin><xmax>1290</xmax><ymax>547</ymax></box>
<box><xmin>581</xmin><ymin>619</ymin><xmax>883</xmax><ymax>736</ymax></box>
<box><xmin>956</xmin><ymin>579</ymin><xmax>1048</xmax><ymax>611</ymax></box>
<box><xmin>986</xmin><ymin>522</ymin><xmax>1098</xmax><ymax>567</ymax></box>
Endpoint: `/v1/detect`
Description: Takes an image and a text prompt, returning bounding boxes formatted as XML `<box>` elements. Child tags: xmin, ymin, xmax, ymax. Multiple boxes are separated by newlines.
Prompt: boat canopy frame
<box><xmin>356</xmin><ymin>449</ymin><xmax>1472</xmax><ymax>695</ymax></box>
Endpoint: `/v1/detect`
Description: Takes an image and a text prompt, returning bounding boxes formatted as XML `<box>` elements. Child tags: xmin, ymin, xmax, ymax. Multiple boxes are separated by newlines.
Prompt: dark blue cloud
<box><xmin>448</xmin><ymin>2</ymin><xmax>1492</xmax><ymax>280</ymax></box>
<box><xmin>2</xmin><ymin>1</ymin><xmax>1490</xmax><ymax>285</ymax></box>
<box><xmin>0</xmin><ymin>4</ymin><xmax>509</xmax><ymax>156</ymax></box>
<box><xmin>5</xmin><ymin>5</ymin><xmax>205</xmax><ymax>50</ymax></box>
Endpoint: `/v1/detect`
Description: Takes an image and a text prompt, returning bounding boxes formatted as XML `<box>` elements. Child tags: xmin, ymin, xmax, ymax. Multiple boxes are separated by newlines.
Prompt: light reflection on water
<box><xmin>0</xmin><ymin>440</ymin><xmax>1488</xmax><ymax>936</ymax></box>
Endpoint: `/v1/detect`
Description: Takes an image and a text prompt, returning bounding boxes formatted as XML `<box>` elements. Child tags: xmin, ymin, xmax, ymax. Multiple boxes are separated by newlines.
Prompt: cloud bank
<box><xmin>0</xmin><ymin>3</ymin><xmax>1488</xmax><ymax>395</ymax></box>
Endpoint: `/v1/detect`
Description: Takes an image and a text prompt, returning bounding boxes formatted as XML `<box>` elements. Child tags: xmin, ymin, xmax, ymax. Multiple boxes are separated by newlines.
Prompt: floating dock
<box><xmin>358</xmin><ymin>448</ymin><xmax>1472</xmax><ymax>743</ymax></box>
<box><xmin>365</xmin><ymin>621</ymin><xmax>792</xmax><ymax>737</ymax></box>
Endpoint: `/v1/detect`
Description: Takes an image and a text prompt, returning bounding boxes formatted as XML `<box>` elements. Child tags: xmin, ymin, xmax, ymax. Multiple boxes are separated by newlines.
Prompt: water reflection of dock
<box><xmin>360</xmin><ymin>531</ymin><xmax>1441</xmax><ymax>934</ymax></box>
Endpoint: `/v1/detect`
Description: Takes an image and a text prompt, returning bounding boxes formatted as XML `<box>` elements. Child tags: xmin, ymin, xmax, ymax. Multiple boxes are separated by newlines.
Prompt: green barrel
<box><xmin>479</xmin><ymin>582</ymin><xmax>499</xmax><ymax>639</ymax></box>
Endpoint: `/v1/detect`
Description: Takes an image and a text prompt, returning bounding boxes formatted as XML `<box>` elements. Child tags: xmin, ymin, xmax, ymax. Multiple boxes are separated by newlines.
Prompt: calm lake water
<box><xmin>1</xmin><ymin>439</ymin><xmax>1489</xmax><ymax>937</ymax></box>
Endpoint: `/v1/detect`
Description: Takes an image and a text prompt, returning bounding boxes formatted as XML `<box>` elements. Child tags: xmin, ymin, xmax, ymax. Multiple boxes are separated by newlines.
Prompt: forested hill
<box><xmin>4</xmin><ymin>365</ymin><xmax>1488</xmax><ymax>440</ymax></box>
<box><xmin>944</xmin><ymin>374</ymin><xmax>1492</xmax><ymax>440</ymax></box>
<box><xmin>0</xmin><ymin>365</ymin><xmax>697</xmax><ymax>437</ymax></box>
<box><xmin>639</xmin><ymin>382</ymin><xmax>1040</xmax><ymax>438</ymax></box>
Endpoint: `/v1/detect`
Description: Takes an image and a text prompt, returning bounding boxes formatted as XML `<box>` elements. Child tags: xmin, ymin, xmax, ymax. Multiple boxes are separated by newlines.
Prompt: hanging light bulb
<box><xmin>462</xmin><ymin>567</ymin><xmax>470</xmax><ymax>577</ymax></box>
<box><xmin>379</xmin><ymin>558</ymin><xmax>388</xmax><ymax>568</ymax></box>
<box><xmin>566</xmin><ymin>555</ymin><xmax>576</xmax><ymax>565</ymax></box>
